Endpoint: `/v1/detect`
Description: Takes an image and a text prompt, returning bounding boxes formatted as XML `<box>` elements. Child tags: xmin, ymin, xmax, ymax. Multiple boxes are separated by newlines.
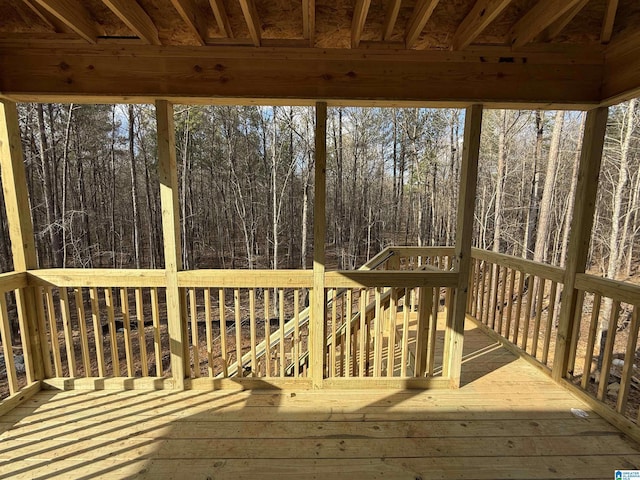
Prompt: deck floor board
<box><xmin>1</xmin><ymin>321</ymin><xmax>639</xmax><ymax>479</ymax></box>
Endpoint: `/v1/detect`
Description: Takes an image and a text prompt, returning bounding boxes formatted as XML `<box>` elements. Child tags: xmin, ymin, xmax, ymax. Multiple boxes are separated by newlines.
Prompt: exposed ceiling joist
<box><xmin>543</xmin><ymin>0</ymin><xmax>589</xmax><ymax>41</ymax></box>
<box><xmin>101</xmin><ymin>0</ymin><xmax>160</xmax><ymax>45</ymax></box>
<box><xmin>352</xmin><ymin>0</ymin><xmax>372</xmax><ymax>48</ymax></box>
<box><xmin>601</xmin><ymin>0</ymin><xmax>619</xmax><ymax>44</ymax></box>
<box><xmin>33</xmin><ymin>0</ymin><xmax>100</xmax><ymax>43</ymax></box>
<box><xmin>239</xmin><ymin>0</ymin><xmax>261</xmax><ymax>47</ymax></box>
<box><xmin>509</xmin><ymin>0</ymin><xmax>584</xmax><ymax>48</ymax></box>
<box><xmin>209</xmin><ymin>0</ymin><xmax>233</xmax><ymax>38</ymax></box>
<box><xmin>302</xmin><ymin>0</ymin><xmax>315</xmax><ymax>46</ymax></box>
<box><xmin>452</xmin><ymin>0</ymin><xmax>514</xmax><ymax>50</ymax></box>
<box><xmin>169</xmin><ymin>0</ymin><xmax>207</xmax><ymax>46</ymax></box>
<box><xmin>383</xmin><ymin>0</ymin><xmax>402</xmax><ymax>41</ymax></box>
<box><xmin>21</xmin><ymin>0</ymin><xmax>69</xmax><ymax>33</ymax></box>
<box><xmin>405</xmin><ymin>0</ymin><xmax>440</xmax><ymax>48</ymax></box>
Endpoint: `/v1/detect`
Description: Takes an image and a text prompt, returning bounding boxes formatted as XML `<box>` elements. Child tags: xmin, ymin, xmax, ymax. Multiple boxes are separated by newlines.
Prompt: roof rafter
<box><xmin>509</xmin><ymin>0</ymin><xmax>584</xmax><ymax>48</ymax></box>
<box><xmin>382</xmin><ymin>0</ymin><xmax>402</xmax><ymax>41</ymax></box>
<box><xmin>302</xmin><ymin>0</ymin><xmax>315</xmax><ymax>46</ymax></box>
<box><xmin>405</xmin><ymin>0</ymin><xmax>440</xmax><ymax>49</ymax></box>
<box><xmin>239</xmin><ymin>0</ymin><xmax>261</xmax><ymax>47</ymax></box>
<box><xmin>33</xmin><ymin>0</ymin><xmax>100</xmax><ymax>44</ymax></box>
<box><xmin>101</xmin><ymin>0</ymin><xmax>160</xmax><ymax>45</ymax></box>
<box><xmin>352</xmin><ymin>0</ymin><xmax>372</xmax><ymax>48</ymax></box>
<box><xmin>21</xmin><ymin>0</ymin><xmax>69</xmax><ymax>33</ymax></box>
<box><xmin>542</xmin><ymin>0</ymin><xmax>588</xmax><ymax>41</ymax></box>
<box><xmin>452</xmin><ymin>0</ymin><xmax>514</xmax><ymax>50</ymax></box>
<box><xmin>169</xmin><ymin>0</ymin><xmax>207</xmax><ymax>46</ymax></box>
<box><xmin>209</xmin><ymin>0</ymin><xmax>233</xmax><ymax>38</ymax></box>
<box><xmin>601</xmin><ymin>0</ymin><xmax>619</xmax><ymax>44</ymax></box>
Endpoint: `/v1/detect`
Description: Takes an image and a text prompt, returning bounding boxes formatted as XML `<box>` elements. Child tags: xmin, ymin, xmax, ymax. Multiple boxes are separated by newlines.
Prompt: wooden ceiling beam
<box><xmin>601</xmin><ymin>0</ymin><xmax>619</xmax><ymax>44</ymax></box>
<box><xmin>602</xmin><ymin>29</ymin><xmax>640</xmax><ymax>105</ymax></box>
<box><xmin>382</xmin><ymin>0</ymin><xmax>402</xmax><ymax>41</ymax></box>
<box><xmin>352</xmin><ymin>0</ymin><xmax>372</xmax><ymax>48</ymax></box>
<box><xmin>21</xmin><ymin>0</ymin><xmax>70</xmax><ymax>33</ymax></box>
<box><xmin>209</xmin><ymin>0</ymin><xmax>233</xmax><ymax>38</ymax></box>
<box><xmin>169</xmin><ymin>0</ymin><xmax>206</xmax><ymax>46</ymax></box>
<box><xmin>452</xmin><ymin>0</ymin><xmax>514</xmax><ymax>50</ymax></box>
<box><xmin>33</xmin><ymin>0</ymin><xmax>100</xmax><ymax>44</ymax></box>
<box><xmin>405</xmin><ymin>0</ymin><xmax>440</xmax><ymax>49</ymax></box>
<box><xmin>302</xmin><ymin>0</ymin><xmax>315</xmax><ymax>46</ymax></box>
<box><xmin>239</xmin><ymin>0</ymin><xmax>261</xmax><ymax>47</ymax></box>
<box><xmin>0</xmin><ymin>44</ymin><xmax>603</xmax><ymax>106</ymax></box>
<box><xmin>101</xmin><ymin>0</ymin><xmax>160</xmax><ymax>45</ymax></box>
<box><xmin>542</xmin><ymin>0</ymin><xmax>589</xmax><ymax>41</ymax></box>
<box><xmin>509</xmin><ymin>0</ymin><xmax>584</xmax><ymax>48</ymax></box>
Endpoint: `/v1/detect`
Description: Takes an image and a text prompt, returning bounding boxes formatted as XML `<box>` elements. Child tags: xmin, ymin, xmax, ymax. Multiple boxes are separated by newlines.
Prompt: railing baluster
<box><xmin>359</xmin><ymin>288</ymin><xmax>367</xmax><ymax>377</ymax></box>
<box><xmin>104</xmin><ymin>288</ymin><xmax>119</xmax><ymax>375</ymax></box>
<box><xmin>249</xmin><ymin>288</ymin><xmax>257</xmax><ymax>376</ymax></box>
<box><xmin>59</xmin><ymin>288</ymin><xmax>77</xmax><ymax>377</ymax></box>
<box><xmin>531</xmin><ymin>278</ymin><xmax>546</xmax><ymax>358</ymax></box>
<box><xmin>387</xmin><ymin>288</ymin><xmax>397</xmax><ymax>377</ymax></box>
<box><xmin>617</xmin><ymin>306</ymin><xmax>639</xmax><ymax>414</ymax></box>
<box><xmin>581</xmin><ymin>293</ymin><xmax>601</xmax><ymax>390</ymax></box>
<box><xmin>294</xmin><ymin>289</ymin><xmax>301</xmax><ymax>378</ymax></box>
<box><xmin>45</xmin><ymin>286</ymin><xmax>62</xmax><ymax>377</ymax></box>
<box><xmin>0</xmin><ymin>293</ymin><xmax>18</xmax><ymax>395</ymax></box>
<box><xmin>512</xmin><ymin>271</ymin><xmax>525</xmax><ymax>345</ymax></box>
<box><xmin>279</xmin><ymin>288</ymin><xmax>285</xmax><ymax>377</ymax></box>
<box><xmin>331</xmin><ymin>288</ymin><xmax>337</xmax><ymax>377</ymax></box>
<box><xmin>489</xmin><ymin>264</ymin><xmax>500</xmax><ymax>329</ymax></box>
<box><xmin>89</xmin><ymin>287</ymin><xmax>105</xmax><ymax>377</ymax></box>
<box><xmin>150</xmin><ymin>287</ymin><xmax>162</xmax><ymax>376</ymax></box>
<box><xmin>567</xmin><ymin>290</ymin><xmax>585</xmax><ymax>377</ymax></box>
<box><xmin>374</xmin><ymin>287</ymin><xmax>383</xmax><ymax>376</ymax></box>
<box><xmin>120</xmin><ymin>287</ymin><xmax>134</xmax><ymax>376</ymax></box>
<box><xmin>204</xmin><ymin>287</ymin><xmax>213</xmax><ymax>377</ymax></box>
<box><xmin>483</xmin><ymin>262</ymin><xmax>493</xmax><ymax>325</ymax></box>
<box><xmin>135</xmin><ymin>288</ymin><xmax>148</xmax><ymax>377</ymax></box>
<box><xmin>219</xmin><ymin>288</ymin><xmax>228</xmax><ymax>378</ymax></box>
<box><xmin>234</xmin><ymin>288</ymin><xmax>243</xmax><ymax>378</ymax></box>
<box><xmin>504</xmin><ymin>268</ymin><xmax>516</xmax><ymax>341</ymax></box>
<box><xmin>427</xmin><ymin>287</ymin><xmax>438</xmax><ymax>377</ymax></box>
<box><xmin>35</xmin><ymin>287</ymin><xmax>52</xmax><ymax>379</ymax></box>
<box><xmin>263</xmin><ymin>288</ymin><xmax>270</xmax><ymax>377</ymax></box>
<box><xmin>541</xmin><ymin>281</ymin><xmax>557</xmax><ymax>365</ymax></box>
<box><xmin>74</xmin><ymin>287</ymin><xmax>90</xmax><ymax>377</ymax></box>
<box><xmin>190</xmin><ymin>288</ymin><xmax>200</xmax><ymax>378</ymax></box>
<box><xmin>522</xmin><ymin>275</ymin><xmax>535</xmax><ymax>352</ymax></box>
<box><xmin>597</xmin><ymin>300</ymin><xmax>620</xmax><ymax>400</ymax></box>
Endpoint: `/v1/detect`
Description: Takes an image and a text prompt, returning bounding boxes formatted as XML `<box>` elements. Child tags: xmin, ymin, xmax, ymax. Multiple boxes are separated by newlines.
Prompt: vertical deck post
<box><xmin>311</xmin><ymin>102</ymin><xmax>327</xmax><ymax>389</ymax></box>
<box><xmin>552</xmin><ymin>107</ymin><xmax>608</xmax><ymax>382</ymax></box>
<box><xmin>156</xmin><ymin>100</ymin><xmax>185</xmax><ymax>389</ymax></box>
<box><xmin>0</xmin><ymin>100</ymin><xmax>45</xmax><ymax>382</ymax></box>
<box><xmin>443</xmin><ymin>104</ymin><xmax>483</xmax><ymax>388</ymax></box>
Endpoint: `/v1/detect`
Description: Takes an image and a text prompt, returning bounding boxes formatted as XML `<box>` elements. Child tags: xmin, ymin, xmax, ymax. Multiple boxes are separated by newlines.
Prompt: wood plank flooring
<box><xmin>1</xmin><ymin>321</ymin><xmax>639</xmax><ymax>479</ymax></box>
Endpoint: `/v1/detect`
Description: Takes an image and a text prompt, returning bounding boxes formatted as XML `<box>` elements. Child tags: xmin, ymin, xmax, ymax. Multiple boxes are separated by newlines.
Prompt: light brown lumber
<box><xmin>452</xmin><ymin>0</ymin><xmax>514</xmax><ymax>50</ymax></box>
<box><xmin>0</xmin><ymin>294</ymin><xmax>18</xmax><ymax>394</ymax></box>
<box><xmin>58</xmin><ymin>287</ymin><xmax>76</xmax><ymax>377</ymax></box>
<box><xmin>601</xmin><ymin>0</ymin><xmax>619</xmax><ymax>43</ymax></box>
<box><xmin>150</xmin><ymin>287</ymin><xmax>162</xmax><ymax>376</ymax></box>
<box><xmin>209</xmin><ymin>0</ymin><xmax>233</xmax><ymax>37</ymax></box>
<box><xmin>405</xmin><ymin>0</ymin><xmax>440</xmax><ymax>48</ymax></box>
<box><xmin>104</xmin><ymin>287</ymin><xmax>120</xmax><ymax>374</ymax></box>
<box><xmin>0</xmin><ymin>272</ymin><xmax>27</xmax><ymax>293</ymax></box>
<box><xmin>618</xmin><ymin>306</ymin><xmax>640</xmax><ymax>413</ymax></box>
<box><xmin>33</xmin><ymin>0</ymin><xmax>100</xmax><ymax>43</ymax></box>
<box><xmin>156</xmin><ymin>99</ymin><xmax>185</xmax><ymax>389</ymax></box>
<box><xmin>581</xmin><ymin>293</ymin><xmax>601</xmax><ymax>389</ymax></box>
<box><xmin>302</xmin><ymin>0</ymin><xmax>315</xmax><ymax>45</ymax></box>
<box><xmin>89</xmin><ymin>287</ymin><xmax>105</xmax><ymax>377</ymax></box>
<box><xmin>471</xmin><ymin>248</ymin><xmax>565</xmax><ymax>284</ymax></box>
<box><xmin>509</xmin><ymin>0</ymin><xmax>585</xmax><ymax>48</ymax></box>
<box><xmin>134</xmin><ymin>287</ymin><xmax>148</xmax><ymax>376</ymax></box>
<box><xmin>351</xmin><ymin>0</ymin><xmax>371</xmax><ymax>48</ymax></box>
<box><xmin>575</xmin><ymin>272</ymin><xmax>640</xmax><ymax>305</ymax></box>
<box><xmin>74</xmin><ymin>288</ymin><xmax>91</xmax><ymax>375</ymax></box>
<box><xmin>382</xmin><ymin>0</ymin><xmax>401</xmax><ymax>40</ymax></box>
<box><xmin>553</xmin><ymin>107</ymin><xmax>608</xmax><ymax>382</ymax></box>
<box><xmin>169</xmin><ymin>0</ymin><xmax>206</xmax><ymax>45</ymax></box>
<box><xmin>0</xmin><ymin>381</ymin><xmax>41</xmax><ymax>417</ymax></box>
<box><xmin>189</xmin><ymin>288</ymin><xmax>199</xmax><ymax>378</ymax></box>
<box><xmin>443</xmin><ymin>104</ymin><xmax>482</xmax><ymax>387</ymax></box>
<box><xmin>238</xmin><ymin>0</ymin><xmax>261</xmax><ymax>46</ymax></box>
<box><xmin>596</xmin><ymin>300</ymin><xmax>620</xmax><ymax>400</ymax></box>
<box><xmin>29</xmin><ymin>268</ymin><xmax>166</xmax><ymax>288</ymax></box>
<box><xmin>178</xmin><ymin>269</ymin><xmax>313</xmax><ymax>288</ymax></box>
<box><xmin>101</xmin><ymin>0</ymin><xmax>160</xmax><ymax>45</ymax></box>
<box><xmin>120</xmin><ymin>287</ymin><xmax>134</xmax><ymax>376</ymax></box>
<box><xmin>311</xmin><ymin>101</ymin><xmax>327</xmax><ymax>388</ymax></box>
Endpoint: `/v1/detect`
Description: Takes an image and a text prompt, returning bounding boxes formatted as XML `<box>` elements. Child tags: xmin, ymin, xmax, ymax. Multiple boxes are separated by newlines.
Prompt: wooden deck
<box><xmin>1</xmin><ymin>320</ymin><xmax>639</xmax><ymax>479</ymax></box>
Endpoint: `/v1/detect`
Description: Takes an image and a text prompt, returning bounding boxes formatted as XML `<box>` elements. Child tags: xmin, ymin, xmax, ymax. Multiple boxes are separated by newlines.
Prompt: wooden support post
<box><xmin>156</xmin><ymin>99</ymin><xmax>185</xmax><ymax>389</ymax></box>
<box><xmin>0</xmin><ymin>100</ymin><xmax>45</xmax><ymax>382</ymax></box>
<box><xmin>443</xmin><ymin>104</ymin><xmax>483</xmax><ymax>388</ymax></box>
<box><xmin>552</xmin><ymin>106</ymin><xmax>608</xmax><ymax>382</ymax></box>
<box><xmin>311</xmin><ymin>101</ymin><xmax>327</xmax><ymax>389</ymax></box>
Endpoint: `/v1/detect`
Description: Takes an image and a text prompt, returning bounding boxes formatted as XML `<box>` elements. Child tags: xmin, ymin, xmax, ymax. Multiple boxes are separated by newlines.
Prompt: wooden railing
<box><xmin>0</xmin><ymin>272</ymin><xmax>31</xmax><ymax>400</ymax></box>
<box><xmin>469</xmin><ymin>249</ymin><xmax>565</xmax><ymax>371</ymax></box>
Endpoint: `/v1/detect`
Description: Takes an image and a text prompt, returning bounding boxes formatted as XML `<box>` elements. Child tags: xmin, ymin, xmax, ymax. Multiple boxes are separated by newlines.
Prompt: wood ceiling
<box><xmin>0</xmin><ymin>0</ymin><xmax>639</xmax><ymax>107</ymax></box>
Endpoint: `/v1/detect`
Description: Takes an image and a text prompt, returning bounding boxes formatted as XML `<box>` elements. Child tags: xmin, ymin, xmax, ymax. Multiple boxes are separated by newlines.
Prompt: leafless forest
<box><xmin>0</xmin><ymin>101</ymin><xmax>638</xmax><ymax>281</ymax></box>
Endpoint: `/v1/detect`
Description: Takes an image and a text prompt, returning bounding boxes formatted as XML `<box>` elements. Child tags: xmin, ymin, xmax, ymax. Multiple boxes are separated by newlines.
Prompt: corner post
<box><xmin>311</xmin><ymin>102</ymin><xmax>327</xmax><ymax>389</ymax></box>
<box><xmin>0</xmin><ymin>100</ymin><xmax>46</xmax><ymax>382</ymax></box>
<box><xmin>443</xmin><ymin>104</ymin><xmax>483</xmax><ymax>387</ymax></box>
<box><xmin>552</xmin><ymin>107</ymin><xmax>608</xmax><ymax>382</ymax></box>
<box><xmin>155</xmin><ymin>100</ymin><xmax>185</xmax><ymax>389</ymax></box>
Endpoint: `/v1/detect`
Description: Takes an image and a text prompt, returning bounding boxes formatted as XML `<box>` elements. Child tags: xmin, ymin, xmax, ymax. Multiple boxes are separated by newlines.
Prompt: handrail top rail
<box><xmin>575</xmin><ymin>272</ymin><xmax>640</xmax><ymax>305</ymax></box>
<box><xmin>471</xmin><ymin>248</ymin><xmax>565</xmax><ymax>284</ymax></box>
